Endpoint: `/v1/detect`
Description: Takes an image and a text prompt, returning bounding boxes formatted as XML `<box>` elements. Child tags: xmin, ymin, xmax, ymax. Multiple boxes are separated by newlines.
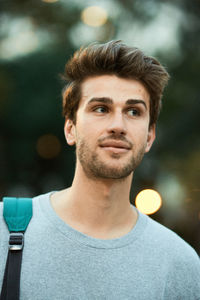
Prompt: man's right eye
<box><xmin>93</xmin><ymin>106</ymin><xmax>108</xmax><ymax>113</ymax></box>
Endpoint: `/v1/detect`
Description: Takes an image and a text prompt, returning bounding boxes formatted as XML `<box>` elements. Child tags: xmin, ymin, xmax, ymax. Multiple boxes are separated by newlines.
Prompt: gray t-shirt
<box><xmin>0</xmin><ymin>192</ymin><xmax>200</xmax><ymax>300</ymax></box>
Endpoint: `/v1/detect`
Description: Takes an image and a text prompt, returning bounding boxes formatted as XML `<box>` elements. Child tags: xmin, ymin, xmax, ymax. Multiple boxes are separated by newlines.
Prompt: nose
<box><xmin>107</xmin><ymin>112</ymin><xmax>127</xmax><ymax>136</ymax></box>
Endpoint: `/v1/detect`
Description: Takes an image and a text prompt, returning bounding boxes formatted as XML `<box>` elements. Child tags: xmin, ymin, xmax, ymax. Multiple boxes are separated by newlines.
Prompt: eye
<box><xmin>93</xmin><ymin>106</ymin><xmax>108</xmax><ymax>113</ymax></box>
<box><xmin>127</xmin><ymin>108</ymin><xmax>140</xmax><ymax>116</ymax></box>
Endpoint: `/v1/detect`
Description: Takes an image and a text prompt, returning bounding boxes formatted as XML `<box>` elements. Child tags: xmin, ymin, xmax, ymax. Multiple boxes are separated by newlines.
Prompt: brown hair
<box><xmin>62</xmin><ymin>40</ymin><xmax>170</xmax><ymax>127</ymax></box>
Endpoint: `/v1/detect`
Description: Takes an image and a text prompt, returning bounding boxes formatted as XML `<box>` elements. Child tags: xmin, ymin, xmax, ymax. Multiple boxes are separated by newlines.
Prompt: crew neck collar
<box><xmin>36</xmin><ymin>191</ymin><xmax>148</xmax><ymax>249</ymax></box>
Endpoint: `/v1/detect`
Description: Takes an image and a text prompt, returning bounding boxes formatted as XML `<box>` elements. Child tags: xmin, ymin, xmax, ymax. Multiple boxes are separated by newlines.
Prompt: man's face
<box><xmin>65</xmin><ymin>75</ymin><xmax>155</xmax><ymax>180</ymax></box>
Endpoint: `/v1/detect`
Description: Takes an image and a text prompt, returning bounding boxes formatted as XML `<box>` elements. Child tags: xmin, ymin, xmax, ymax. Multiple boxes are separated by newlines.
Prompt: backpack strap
<box><xmin>0</xmin><ymin>197</ymin><xmax>32</xmax><ymax>300</ymax></box>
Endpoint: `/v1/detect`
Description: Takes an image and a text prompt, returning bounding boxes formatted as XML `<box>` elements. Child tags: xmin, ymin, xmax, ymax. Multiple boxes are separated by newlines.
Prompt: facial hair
<box><xmin>76</xmin><ymin>134</ymin><xmax>146</xmax><ymax>180</ymax></box>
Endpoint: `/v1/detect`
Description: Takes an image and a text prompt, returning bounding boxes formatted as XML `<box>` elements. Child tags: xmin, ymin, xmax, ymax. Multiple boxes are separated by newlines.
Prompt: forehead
<box><xmin>80</xmin><ymin>75</ymin><xmax>150</xmax><ymax>108</ymax></box>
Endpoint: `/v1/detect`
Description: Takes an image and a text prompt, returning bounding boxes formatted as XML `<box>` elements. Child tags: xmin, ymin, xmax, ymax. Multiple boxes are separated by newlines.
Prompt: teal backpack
<box><xmin>0</xmin><ymin>197</ymin><xmax>33</xmax><ymax>300</ymax></box>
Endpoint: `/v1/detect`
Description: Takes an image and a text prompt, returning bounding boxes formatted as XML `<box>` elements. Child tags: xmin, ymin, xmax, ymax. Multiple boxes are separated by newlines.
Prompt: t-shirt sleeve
<box><xmin>163</xmin><ymin>244</ymin><xmax>200</xmax><ymax>300</ymax></box>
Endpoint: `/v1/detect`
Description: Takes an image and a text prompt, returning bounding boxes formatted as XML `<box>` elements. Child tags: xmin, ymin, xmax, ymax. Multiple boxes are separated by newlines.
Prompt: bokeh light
<box><xmin>135</xmin><ymin>189</ymin><xmax>162</xmax><ymax>215</ymax></box>
<box><xmin>36</xmin><ymin>134</ymin><xmax>61</xmax><ymax>159</ymax></box>
<box><xmin>0</xmin><ymin>17</ymin><xmax>39</xmax><ymax>60</ymax></box>
<box><xmin>81</xmin><ymin>6</ymin><xmax>108</xmax><ymax>27</ymax></box>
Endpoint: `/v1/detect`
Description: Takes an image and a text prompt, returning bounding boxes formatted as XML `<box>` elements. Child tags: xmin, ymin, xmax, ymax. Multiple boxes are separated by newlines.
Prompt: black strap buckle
<box><xmin>9</xmin><ymin>233</ymin><xmax>24</xmax><ymax>251</ymax></box>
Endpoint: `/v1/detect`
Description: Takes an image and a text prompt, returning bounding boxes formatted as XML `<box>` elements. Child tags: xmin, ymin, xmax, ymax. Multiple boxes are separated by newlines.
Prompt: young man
<box><xmin>0</xmin><ymin>40</ymin><xmax>200</xmax><ymax>299</ymax></box>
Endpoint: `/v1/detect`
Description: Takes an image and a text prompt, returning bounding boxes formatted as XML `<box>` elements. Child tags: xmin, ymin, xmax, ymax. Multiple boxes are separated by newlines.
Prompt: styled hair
<box><xmin>62</xmin><ymin>40</ymin><xmax>170</xmax><ymax>126</ymax></box>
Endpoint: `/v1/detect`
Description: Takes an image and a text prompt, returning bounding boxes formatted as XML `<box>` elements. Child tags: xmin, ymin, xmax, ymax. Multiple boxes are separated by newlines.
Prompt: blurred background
<box><xmin>0</xmin><ymin>0</ymin><xmax>199</xmax><ymax>254</ymax></box>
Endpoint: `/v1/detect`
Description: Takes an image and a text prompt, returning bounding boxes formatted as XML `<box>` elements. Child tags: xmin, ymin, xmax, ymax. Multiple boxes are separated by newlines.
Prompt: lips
<box><xmin>100</xmin><ymin>140</ymin><xmax>131</xmax><ymax>150</ymax></box>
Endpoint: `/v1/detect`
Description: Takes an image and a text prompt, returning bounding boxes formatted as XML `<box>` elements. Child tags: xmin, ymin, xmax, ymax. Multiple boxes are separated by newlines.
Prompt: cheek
<box><xmin>134</xmin><ymin>133</ymin><xmax>148</xmax><ymax>149</ymax></box>
<box><xmin>75</xmin><ymin>126</ymin><xmax>99</xmax><ymax>147</ymax></box>
<box><xmin>76</xmin><ymin>117</ymin><xmax>103</xmax><ymax>139</ymax></box>
<box><xmin>130</xmin><ymin>123</ymin><xmax>149</xmax><ymax>143</ymax></box>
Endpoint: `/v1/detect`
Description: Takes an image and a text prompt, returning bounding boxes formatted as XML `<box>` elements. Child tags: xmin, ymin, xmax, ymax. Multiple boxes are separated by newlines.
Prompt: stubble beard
<box><xmin>76</xmin><ymin>138</ymin><xmax>146</xmax><ymax>180</ymax></box>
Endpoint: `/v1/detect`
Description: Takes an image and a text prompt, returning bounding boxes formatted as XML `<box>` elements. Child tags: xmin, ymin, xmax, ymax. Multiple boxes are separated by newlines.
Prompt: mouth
<box><xmin>99</xmin><ymin>140</ymin><xmax>131</xmax><ymax>153</ymax></box>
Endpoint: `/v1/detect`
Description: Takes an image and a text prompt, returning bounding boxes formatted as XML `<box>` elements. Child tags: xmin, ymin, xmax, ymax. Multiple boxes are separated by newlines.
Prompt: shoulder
<box><xmin>144</xmin><ymin>214</ymin><xmax>200</xmax><ymax>271</ymax></box>
<box><xmin>0</xmin><ymin>201</ymin><xmax>4</xmax><ymax>224</ymax></box>
<box><xmin>142</xmin><ymin>214</ymin><xmax>200</xmax><ymax>297</ymax></box>
<box><xmin>0</xmin><ymin>201</ymin><xmax>3</xmax><ymax>222</ymax></box>
<box><xmin>142</xmin><ymin>213</ymin><xmax>200</xmax><ymax>262</ymax></box>
<box><xmin>0</xmin><ymin>191</ymin><xmax>54</xmax><ymax>219</ymax></box>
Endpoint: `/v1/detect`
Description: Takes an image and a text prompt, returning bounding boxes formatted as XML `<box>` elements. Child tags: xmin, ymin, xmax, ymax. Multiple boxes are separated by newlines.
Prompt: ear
<box><xmin>64</xmin><ymin>119</ymin><xmax>76</xmax><ymax>146</ymax></box>
<box><xmin>145</xmin><ymin>124</ymin><xmax>156</xmax><ymax>153</ymax></box>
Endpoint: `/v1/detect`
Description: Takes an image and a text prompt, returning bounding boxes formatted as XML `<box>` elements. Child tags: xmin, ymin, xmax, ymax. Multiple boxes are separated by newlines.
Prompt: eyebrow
<box><xmin>87</xmin><ymin>97</ymin><xmax>147</xmax><ymax>110</ymax></box>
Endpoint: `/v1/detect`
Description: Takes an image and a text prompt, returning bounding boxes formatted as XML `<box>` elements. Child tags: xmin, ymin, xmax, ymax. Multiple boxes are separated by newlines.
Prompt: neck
<box><xmin>51</xmin><ymin>165</ymin><xmax>138</xmax><ymax>239</ymax></box>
